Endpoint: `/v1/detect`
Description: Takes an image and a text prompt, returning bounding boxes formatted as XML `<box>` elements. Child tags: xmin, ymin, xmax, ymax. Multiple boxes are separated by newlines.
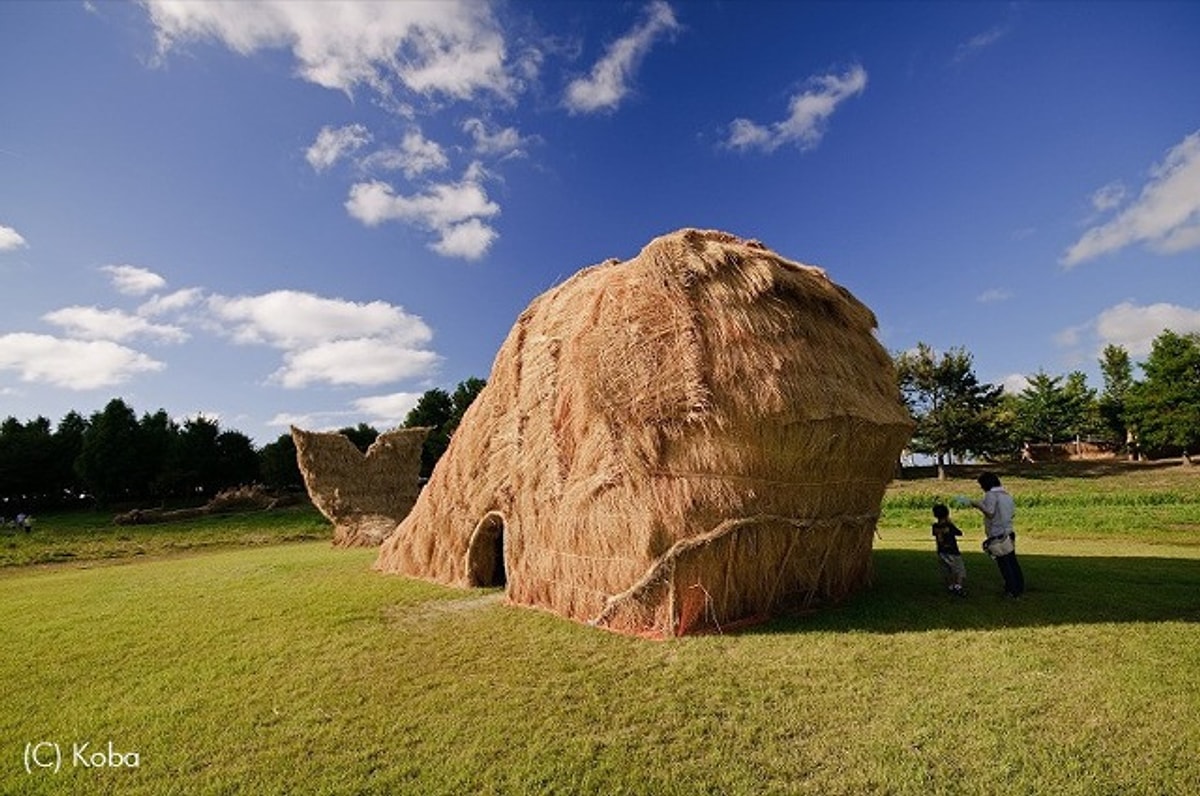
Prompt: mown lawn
<box><xmin>0</xmin><ymin>503</ymin><xmax>329</xmax><ymax>568</ymax></box>
<box><xmin>1</xmin><ymin>462</ymin><xmax>1198</xmax><ymax>794</ymax></box>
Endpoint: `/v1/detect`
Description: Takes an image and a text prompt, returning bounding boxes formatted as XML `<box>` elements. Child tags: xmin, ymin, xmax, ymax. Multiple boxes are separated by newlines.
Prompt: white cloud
<box><xmin>206</xmin><ymin>289</ymin><xmax>439</xmax><ymax>388</ymax></box>
<box><xmin>1090</xmin><ymin>181</ymin><xmax>1126</xmax><ymax>213</ymax></box>
<box><xmin>564</xmin><ymin>0</ymin><xmax>680</xmax><ymax>114</ymax></box>
<box><xmin>43</xmin><ymin>306</ymin><xmax>188</xmax><ymax>343</ymax></box>
<box><xmin>345</xmin><ymin>168</ymin><xmax>500</xmax><ymax>259</ymax></box>
<box><xmin>100</xmin><ymin>264</ymin><xmax>168</xmax><ymax>295</ymax></box>
<box><xmin>0</xmin><ymin>333</ymin><xmax>164</xmax><ymax>389</ymax></box>
<box><xmin>0</xmin><ymin>224</ymin><xmax>28</xmax><ymax>251</ymax></box>
<box><xmin>462</xmin><ymin>118</ymin><xmax>535</xmax><ymax>159</ymax></box>
<box><xmin>431</xmin><ymin>218</ymin><xmax>499</xmax><ymax>260</ymax></box>
<box><xmin>1093</xmin><ymin>301</ymin><xmax>1200</xmax><ymax>357</ymax></box>
<box><xmin>208</xmin><ymin>290</ymin><xmax>431</xmax><ymax>349</ymax></box>
<box><xmin>306</xmin><ymin>124</ymin><xmax>372</xmax><ymax>172</ymax></box>
<box><xmin>352</xmin><ymin>391</ymin><xmax>423</xmax><ymax>427</ymax></box>
<box><xmin>361</xmin><ymin>130</ymin><xmax>449</xmax><ymax>178</ymax></box>
<box><xmin>274</xmin><ymin>339</ymin><xmax>439</xmax><ymax>388</ymax></box>
<box><xmin>726</xmin><ymin>64</ymin><xmax>868</xmax><ymax>153</ymax></box>
<box><xmin>1062</xmin><ymin>130</ymin><xmax>1200</xmax><ymax>267</ymax></box>
<box><xmin>138</xmin><ymin>287</ymin><xmax>205</xmax><ymax>317</ymax></box>
<box><xmin>143</xmin><ymin>0</ymin><xmax>515</xmax><ymax>101</ymax></box>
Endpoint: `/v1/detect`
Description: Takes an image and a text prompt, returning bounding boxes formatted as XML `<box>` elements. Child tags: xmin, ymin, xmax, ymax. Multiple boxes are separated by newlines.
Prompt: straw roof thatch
<box><xmin>293</xmin><ymin>426</ymin><xmax>429</xmax><ymax>547</ymax></box>
<box><xmin>375</xmin><ymin>229</ymin><xmax>914</xmax><ymax>636</ymax></box>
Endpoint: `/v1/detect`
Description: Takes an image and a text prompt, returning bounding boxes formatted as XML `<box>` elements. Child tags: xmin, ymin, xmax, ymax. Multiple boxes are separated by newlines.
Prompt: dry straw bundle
<box><xmin>375</xmin><ymin>229</ymin><xmax>913</xmax><ymax>636</ymax></box>
<box><xmin>293</xmin><ymin>426</ymin><xmax>429</xmax><ymax>547</ymax></box>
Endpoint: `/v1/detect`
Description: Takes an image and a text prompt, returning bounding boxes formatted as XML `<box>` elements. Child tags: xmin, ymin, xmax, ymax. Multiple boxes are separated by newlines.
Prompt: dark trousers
<box><xmin>995</xmin><ymin>552</ymin><xmax>1024</xmax><ymax>597</ymax></box>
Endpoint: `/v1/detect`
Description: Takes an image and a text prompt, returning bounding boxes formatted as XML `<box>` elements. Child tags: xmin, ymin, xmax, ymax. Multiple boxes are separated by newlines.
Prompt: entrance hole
<box><xmin>467</xmin><ymin>512</ymin><xmax>507</xmax><ymax>588</ymax></box>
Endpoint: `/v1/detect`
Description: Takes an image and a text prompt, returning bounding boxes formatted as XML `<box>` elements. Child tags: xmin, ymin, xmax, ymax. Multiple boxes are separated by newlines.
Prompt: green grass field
<box><xmin>2</xmin><ymin>462</ymin><xmax>1198</xmax><ymax>794</ymax></box>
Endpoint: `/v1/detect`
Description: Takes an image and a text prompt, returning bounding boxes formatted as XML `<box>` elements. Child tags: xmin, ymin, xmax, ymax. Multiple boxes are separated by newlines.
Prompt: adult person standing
<box><xmin>956</xmin><ymin>472</ymin><xmax>1024</xmax><ymax>598</ymax></box>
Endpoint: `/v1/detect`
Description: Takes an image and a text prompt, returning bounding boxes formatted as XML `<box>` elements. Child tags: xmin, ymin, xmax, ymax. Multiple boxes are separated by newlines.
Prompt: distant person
<box><xmin>956</xmin><ymin>472</ymin><xmax>1024</xmax><ymax>598</ymax></box>
<box><xmin>15</xmin><ymin>513</ymin><xmax>31</xmax><ymax>533</ymax></box>
<box><xmin>931</xmin><ymin>503</ymin><xmax>966</xmax><ymax>597</ymax></box>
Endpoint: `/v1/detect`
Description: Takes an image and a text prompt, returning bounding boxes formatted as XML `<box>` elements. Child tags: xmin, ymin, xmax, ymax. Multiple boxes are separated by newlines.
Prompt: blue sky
<box><xmin>1</xmin><ymin>1</ymin><xmax>1198</xmax><ymax>444</ymax></box>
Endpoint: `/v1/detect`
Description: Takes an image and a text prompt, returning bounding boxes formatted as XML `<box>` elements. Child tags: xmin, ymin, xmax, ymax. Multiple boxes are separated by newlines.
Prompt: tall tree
<box><xmin>138</xmin><ymin>409</ymin><xmax>178</xmax><ymax>497</ymax></box>
<box><xmin>1013</xmin><ymin>371</ymin><xmax>1094</xmax><ymax>447</ymax></box>
<box><xmin>215</xmin><ymin>430</ymin><xmax>260</xmax><ymax>488</ymax></box>
<box><xmin>448</xmin><ymin>377</ymin><xmax>486</xmax><ymax>436</ymax></box>
<box><xmin>0</xmin><ymin>416</ymin><xmax>55</xmax><ymax>508</ymax></box>
<box><xmin>1126</xmin><ymin>330</ymin><xmax>1200</xmax><ymax>462</ymax></box>
<box><xmin>1062</xmin><ymin>371</ymin><xmax>1101</xmax><ymax>442</ymax></box>
<box><xmin>52</xmin><ymin>411</ymin><xmax>88</xmax><ymax>502</ymax></box>
<box><xmin>403</xmin><ymin>378</ymin><xmax>487</xmax><ymax>478</ymax></box>
<box><xmin>895</xmin><ymin>344</ymin><xmax>1002</xmax><ymax>479</ymax></box>
<box><xmin>1098</xmin><ymin>344</ymin><xmax>1135</xmax><ymax>457</ymax></box>
<box><xmin>75</xmin><ymin>399</ymin><xmax>142</xmax><ymax>504</ymax></box>
<box><xmin>170</xmin><ymin>416</ymin><xmax>223</xmax><ymax>496</ymax></box>
<box><xmin>405</xmin><ymin>388</ymin><xmax>455</xmax><ymax>478</ymax></box>
<box><xmin>259</xmin><ymin>433</ymin><xmax>302</xmax><ymax>490</ymax></box>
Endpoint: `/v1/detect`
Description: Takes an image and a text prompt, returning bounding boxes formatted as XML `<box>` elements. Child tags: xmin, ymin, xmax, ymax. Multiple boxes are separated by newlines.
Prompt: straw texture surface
<box><xmin>375</xmin><ymin>229</ymin><xmax>913</xmax><ymax>635</ymax></box>
<box><xmin>293</xmin><ymin>426</ymin><xmax>429</xmax><ymax>547</ymax></box>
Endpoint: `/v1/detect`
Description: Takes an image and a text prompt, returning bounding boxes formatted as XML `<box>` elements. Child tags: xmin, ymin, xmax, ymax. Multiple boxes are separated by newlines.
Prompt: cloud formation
<box><xmin>1063</xmin><ymin>130</ymin><xmax>1200</xmax><ymax>267</ymax></box>
<box><xmin>266</xmin><ymin>390</ymin><xmax>423</xmax><ymax>432</ymax></box>
<box><xmin>462</xmin><ymin>118</ymin><xmax>536</xmax><ymax>159</ymax></box>
<box><xmin>206</xmin><ymin>289</ymin><xmax>439</xmax><ymax>388</ymax></box>
<box><xmin>306</xmin><ymin>124</ymin><xmax>372</xmax><ymax>172</ymax></box>
<box><xmin>0</xmin><ymin>224</ymin><xmax>27</xmax><ymax>251</ymax></box>
<box><xmin>143</xmin><ymin>0</ymin><xmax>514</xmax><ymax>101</ymax></box>
<box><xmin>101</xmin><ymin>264</ymin><xmax>168</xmax><ymax>295</ymax></box>
<box><xmin>345</xmin><ymin>169</ymin><xmax>500</xmax><ymax>260</ymax></box>
<box><xmin>726</xmin><ymin>64</ymin><xmax>867</xmax><ymax>153</ymax></box>
<box><xmin>43</xmin><ymin>306</ymin><xmax>187</xmax><ymax>344</ymax></box>
<box><xmin>1093</xmin><ymin>301</ymin><xmax>1200</xmax><ymax>356</ymax></box>
<box><xmin>564</xmin><ymin>1</ymin><xmax>680</xmax><ymax>114</ymax></box>
<box><xmin>360</xmin><ymin>130</ymin><xmax>450</xmax><ymax>179</ymax></box>
<box><xmin>0</xmin><ymin>333</ymin><xmax>163</xmax><ymax>389</ymax></box>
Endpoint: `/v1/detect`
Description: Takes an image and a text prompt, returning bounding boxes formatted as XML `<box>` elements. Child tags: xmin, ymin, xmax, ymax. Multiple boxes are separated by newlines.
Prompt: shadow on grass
<box><xmin>760</xmin><ymin>548</ymin><xmax>1200</xmax><ymax>635</ymax></box>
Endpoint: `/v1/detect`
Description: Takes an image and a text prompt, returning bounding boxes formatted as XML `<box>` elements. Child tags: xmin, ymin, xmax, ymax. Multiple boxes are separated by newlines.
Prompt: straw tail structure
<box><xmin>293</xmin><ymin>426</ymin><xmax>430</xmax><ymax>547</ymax></box>
<box><xmin>375</xmin><ymin>229</ymin><xmax>913</xmax><ymax>636</ymax></box>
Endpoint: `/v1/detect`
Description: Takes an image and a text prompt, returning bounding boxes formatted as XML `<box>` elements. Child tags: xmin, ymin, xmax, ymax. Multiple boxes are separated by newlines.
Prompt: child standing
<box><xmin>932</xmin><ymin>503</ymin><xmax>967</xmax><ymax>597</ymax></box>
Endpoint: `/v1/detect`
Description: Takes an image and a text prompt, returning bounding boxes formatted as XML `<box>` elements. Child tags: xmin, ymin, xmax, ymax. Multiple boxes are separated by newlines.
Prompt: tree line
<box><xmin>0</xmin><ymin>378</ymin><xmax>485</xmax><ymax>511</ymax></box>
<box><xmin>3</xmin><ymin>328</ymin><xmax>1198</xmax><ymax>508</ymax></box>
<box><xmin>896</xmin><ymin>329</ymin><xmax>1200</xmax><ymax>478</ymax></box>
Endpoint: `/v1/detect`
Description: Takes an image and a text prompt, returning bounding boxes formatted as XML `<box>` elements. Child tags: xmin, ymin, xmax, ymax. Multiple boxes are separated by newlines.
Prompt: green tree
<box><xmin>52</xmin><ymin>411</ymin><xmax>88</xmax><ymax>502</ymax></box>
<box><xmin>403</xmin><ymin>378</ymin><xmax>487</xmax><ymax>478</ymax></box>
<box><xmin>138</xmin><ymin>409</ymin><xmax>179</xmax><ymax>497</ymax></box>
<box><xmin>0</xmin><ymin>416</ymin><xmax>55</xmax><ymax>508</ymax></box>
<box><xmin>895</xmin><ymin>344</ymin><xmax>1002</xmax><ymax>479</ymax></box>
<box><xmin>1126</xmin><ymin>330</ymin><xmax>1200</xmax><ymax>462</ymax></box>
<box><xmin>1012</xmin><ymin>371</ymin><xmax>1098</xmax><ymax>447</ymax></box>
<box><xmin>1062</xmin><ymin>371</ymin><xmax>1101</xmax><ymax>442</ymax></box>
<box><xmin>337</xmin><ymin>423</ymin><xmax>379</xmax><ymax>453</ymax></box>
<box><xmin>170</xmin><ymin>416</ymin><xmax>223</xmax><ymax>497</ymax></box>
<box><xmin>1098</xmin><ymin>344</ymin><xmax>1135</xmax><ymax>456</ymax></box>
<box><xmin>259</xmin><ymin>433</ymin><xmax>302</xmax><ymax>490</ymax></box>
<box><xmin>76</xmin><ymin>399</ymin><xmax>143</xmax><ymax>504</ymax></box>
<box><xmin>405</xmin><ymin>388</ymin><xmax>454</xmax><ymax>478</ymax></box>
<box><xmin>448</xmin><ymin>377</ymin><xmax>486</xmax><ymax>435</ymax></box>
<box><xmin>215</xmin><ymin>430</ymin><xmax>260</xmax><ymax>488</ymax></box>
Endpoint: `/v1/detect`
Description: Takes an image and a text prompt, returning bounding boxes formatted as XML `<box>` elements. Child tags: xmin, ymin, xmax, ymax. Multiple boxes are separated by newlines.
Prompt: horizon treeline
<box><xmin>3</xmin><ymin>328</ymin><xmax>1198</xmax><ymax>507</ymax></box>
<box><xmin>896</xmin><ymin>330</ymin><xmax>1200</xmax><ymax>478</ymax></box>
<box><xmin>0</xmin><ymin>378</ymin><xmax>485</xmax><ymax>512</ymax></box>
